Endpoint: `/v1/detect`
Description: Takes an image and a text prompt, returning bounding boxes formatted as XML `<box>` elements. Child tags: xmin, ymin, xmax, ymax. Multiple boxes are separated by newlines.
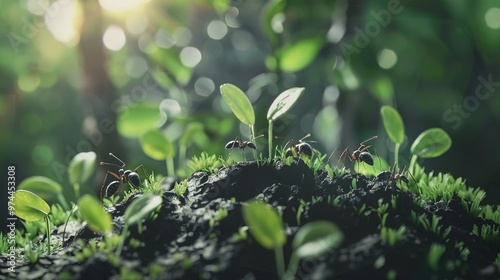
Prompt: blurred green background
<box><xmin>2</xmin><ymin>0</ymin><xmax>500</xmax><ymax>227</ymax></box>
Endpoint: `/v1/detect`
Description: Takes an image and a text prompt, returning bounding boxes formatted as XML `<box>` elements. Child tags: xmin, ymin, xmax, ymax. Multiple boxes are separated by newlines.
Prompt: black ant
<box><xmin>377</xmin><ymin>165</ymin><xmax>414</xmax><ymax>190</ymax></box>
<box><xmin>225</xmin><ymin>135</ymin><xmax>263</xmax><ymax>161</ymax></box>
<box><xmin>337</xmin><ymin>136</ymin><xmax>378</xmax><ymax>170</ymax></box>
<box><xmin>284</xmin><ymin>134</ymin><xmax>316</xmax><ymax>158</ymax></box>
<box><xmin>99</xmin><ymin>153</ymin><xmax>146</xmax><ymax>203</ymax></box>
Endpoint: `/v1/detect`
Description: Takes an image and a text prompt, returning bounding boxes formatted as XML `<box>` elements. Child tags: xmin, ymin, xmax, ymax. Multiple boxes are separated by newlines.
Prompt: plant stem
<box><xmin>166</xmin><ymin>157</ymin><xmax>175</xmax><ymax>177</ymax></box>
<box><xmin>45</xmin><ymin>216</ymin><xmax>51</xmax><ymax>254</ymax></box>
<box><xmin>274</xmin><ymin>245</ymin><xmax>286</xmax><ymax>279</ymax></box>
<box><xmin>115</xmin><ymin>224</ymin><xmax>129</xmax><ymax>257</ymax></box>
<box><xmin>250</xmin><ymin>124</ymin><xmax>258</xmax><ymax>160</ymax></box>
<box><xmin>73</xmin><ymin>183</ymin><xmax>80</xmax><ymax>201</ymax></box>
<box><xmin>409</xmin><ymin>154</ymin><xmax>418</xmax><ymax>173</ymax></box>
<box><xmin>268</xmin><ymin>120</ymin><xmax>273</xmax><ymax>160</ymax></box>
<box><xmin>62</xmin><ymin>205</ymin><xmax>78</xmax><ymax>242</ymax></box>
<box><xmin>57</xmin><ymin>193</ymin><xmax>70</xmax><ymax>211</ymax></box>
<box><xmin>179</xmin><ymin>145</ymin><xmax>186</xmax><ymax>172</ymax></box>
<box><xmin>285</xmin><ymin>253</ymin><xmax>299</xmax><ymax>280</ymax></box>
<box><xmin>394</xmin><ymin>143</ymin><xmax>400</xmax><ymax>170</ymax></box>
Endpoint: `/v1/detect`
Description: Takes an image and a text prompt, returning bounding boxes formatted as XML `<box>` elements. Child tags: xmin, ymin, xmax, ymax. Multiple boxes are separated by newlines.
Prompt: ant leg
<box><xmin>133</xmin><ymin>164</ymin><xmax>149</xmax><ymax>184</ymax></box>
<box><xmin>100</xmin><ymin>171</ymin><xmax>120</xmax><ymax>203</ymax></box>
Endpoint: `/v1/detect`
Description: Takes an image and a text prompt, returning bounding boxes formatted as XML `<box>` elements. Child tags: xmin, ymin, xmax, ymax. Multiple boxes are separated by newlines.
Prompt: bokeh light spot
<box><xmin>180</xmin><ymin>47</ymin><xmax>202</xmax><ymax>68</ymax></box>
<box><xmin>44</xmin><ymin>0</ymin><xmax>79</xmax><ymax>45</ymax></box>
<box><xmin>32</xmin><ymin>144</ymin><xmax>54</xmax><ymax>166</ymax></box>
<box><xmin>126</xmin><ymin>56</ymin><xmax>148</xmax><ymax>78</ymax></box>
<box><xmin>18</xmin><ymin>74</ymin><xmax>40</xmax><ymax>93</ymax></box>
<box><xmin>207</xmin><ymin>20</ymin><xmax>228</xmax><ymax>40</ymax></box>
<box><xmin>194</xmin><ymin>77</ymin><xmax>215</xmax><ymax>97</ymax></box>
<box><xmin>103</xmin><ymin>25</ymin><xmax>126</xmax><ymax>51</ymax></box>
<box><xmin>99</xmin><ymin>0</ymin><xmax>150</xmax><ymax>12</ymax></box>
<box><xmin>377</xmin><ymin>48</ymin><xmax>398</xmax><ymax>69</ymax></box>
<box><xmin>126</xmin><ymin>15</ymin><xmax>148</xmax><ymax>34</ymax></box>
<box><xmin>485</xmin><ymin>7</ymin><xmax>500</xmax><ymax>29</ymax></box>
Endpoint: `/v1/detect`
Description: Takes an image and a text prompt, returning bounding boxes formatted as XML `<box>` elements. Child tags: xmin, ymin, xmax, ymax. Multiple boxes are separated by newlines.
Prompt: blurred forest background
<box><xmin>2</xmin><ymin>0</ymin><xmax>500</xmax><ymax>227</ymax></box>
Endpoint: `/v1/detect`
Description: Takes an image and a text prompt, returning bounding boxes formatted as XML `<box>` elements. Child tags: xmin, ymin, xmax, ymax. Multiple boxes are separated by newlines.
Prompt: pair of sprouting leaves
<box><xmin>220</xmin><ymin>84</ymin><xmax>304</xmax><ymax>128</ymax></box>
<box><xmin>242</xmin><ymin>201</ymin><xmax>343</xmax><ymax>277</ymax></box>
<box><xmin>380</xmin><ymin>105</ymin><xmax>452</xmax><ymax>158</ymax></box>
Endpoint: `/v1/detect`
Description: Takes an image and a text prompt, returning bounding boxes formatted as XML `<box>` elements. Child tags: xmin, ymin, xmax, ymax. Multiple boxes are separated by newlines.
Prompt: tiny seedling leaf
<box><xmin>242</xmin><ymin>200</ymin><xmax>286</xmax><ymax>250</ymax></box>
<box><xmin>278</xmin><ymin>37</ymin><xmax>324</xmax><ymax>72</ymax></box>
<box><xmin>124</xmin><ymin>194</ymin><xmax>163</xmax><ymax>226</ymax></box>
<box><xmin>140</xmin><ymin>129</ymin><xmax>175</xmax><ymax>160</ymax></box>
<box><xmin>117</xmin><ymin>101</ymin><xmax>162</xmax><ymax>138</ymax></box>
<box><xmin>411</xmin><ymin>128</ymin><xmax>452</xmax><ymax>158</ymax></box>
<box><xmin>380</xmin><ymin>105</ymin><xmax>405</xmax><ymax>144</ymax></box>
<box><xmin>292</xmin><ymin>221</ymin><xmax>344</xmax><ymax>259</ymax></box>
<box><xmin>18</xmin><ymin>176</ymin><xmax>62</xmax><ymax>202</ymax></box>
<box><xmin>68</xmin><ymin>152</ymin><xmax>96</xmax><ymax>185</ymax></box>
<box><xmin>79</xmin><ymin>195</ymin><xmax>112</xmax><ymax>234</ymax></box>
<box><xmin>267</xmin><ymin>87</ymin><xmax>305</xmax><ymax>121</ymax></box>
<box><xmin>220</xmin><ymin>84</ymin><xmax>255</xmax><ymax>125</ymax></box>
<box><xmin>13</xmin><ymin>190</ymin><xmax>50</xmax><ymax>221</ymax></box>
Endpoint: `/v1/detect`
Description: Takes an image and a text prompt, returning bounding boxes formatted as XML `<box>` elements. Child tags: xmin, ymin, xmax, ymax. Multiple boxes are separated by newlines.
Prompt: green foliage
<box><xmin>48</xmin><ymin>204</ymin><xmax>68</xmax><ymax>226</ymax></box>
<box><xmin>68</xmin><ymin>152</ymin><xmax>96</xmax><ymax>186</ymax></box>
<box><xmin>277</xmin><ymin>37</ymin><xmax>324</xmax><ymax>72</ymax></box>
<box><xmin>187</xmin><ymin>152</ymin><xmax>222</xmax><ymax>173</ymax></box>
<box><xmin>18</xmin><ymin>176</ymin><xmax>62</xmax><ymax>202</ymax></box>
<box><xmin>427</xmin><ymin>243</ymin><xmax>446</xmax><ymax>271</ymax></box>
<box><xmin>78</xmin><ymin>195</ymin><xmax>112</xmax><ymax>234</ymax></box>
<box><xmin>380</xmin><ymin>225</ymin><xmax>406</xmax><ymax>247</ymax></box>
<box><xmin>117</xmin><ymin>101</ymin><xmax>162</xmax><ymax>138</ymax></box>
<box><xmin>380</xmin><ymin>105</ymin><xmax>405</xmax><ymax>144</ymax></box>
<box><xmin>13</xmin><ymin>190</ymin><xmax>51</xmax><ymax>221</ymax></box>
<box><xmin>220</xmin><ymin>83</ymin><xmax>255</xmax><ymax>126</ymax></box>
<box><xmin>472</xmin><ymin>224</ymin><xmax>500</xmax><ymax>245</ymax></box>
<box><xmin>411</xmin><ymin>128</ymin><xmax>452</xmax><ymax>158</ymax></box>
<box><xmin>292</xmin><ymin>221</ymin><xmax>343</xmax><ymax>259</ymax></box>
<box><xmin>242</xmin><ymin>200</ymin><xmax>286</xmax><ymax>250</ymax></box>
<box><xmin>173</xmin><ymin>179</ymin><xmax>188</xmax><ymax>196</ymax></box>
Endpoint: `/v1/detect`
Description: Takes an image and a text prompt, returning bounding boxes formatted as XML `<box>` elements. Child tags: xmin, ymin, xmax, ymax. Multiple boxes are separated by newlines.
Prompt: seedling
<box><xmin>220</xmin><ymin>83</ymin><xmax>257</xmax><ymax>160</ymax></box>
<box><xmin>68</xmin><ymin>151</ymin><xmax>96</xmax><ymax>201</ymax></box>
<box><xmin>18</xmin><ymin>176</ymin><xmax>68</xmax><ymax>211</ymax></box>
<box><xmin>99</xmin><ymin>153</ymin><xmax>147</xmax><ymax>204</ymax></box>
<box><xmin>173</xmin><ymin>179</ymin><xmax>188</xmax><ymax>196</ymax></box>
<box><xmin>140</xmin><ymin>129</ymin><xmax>176</xmax><ymax>177</ymax></box>
<box><xmin>267</xmin><ymin>87</ymin><xmax>305</xmax><ymax>159</ymax></box>
<box><xmin>242</xmin><ymin>201</ymin><xmax>343</xmax><ymax>279</ymax></box>
<box><xmin>78</xmin><ymin>195</ymin><xmax>112</xmax><ymax>234</ymax></box>
<box><xmin>115</xmin><ymin>194</ymin><xmax>163</xmax><ymax>256</ymax></box>
<box><xmin>409</xmin><ymin>128</ymin><xmax>452</xmax><ymax>171</ymax></box>
<box><xmin>380</xmin><ymin>105</ymin><xmax>405</xmax><ymax>170</ymax></box>
<box><xmin>13</xmin><ymin>190</ymin><xmax>52</xmax><ymax>254</ymax></box>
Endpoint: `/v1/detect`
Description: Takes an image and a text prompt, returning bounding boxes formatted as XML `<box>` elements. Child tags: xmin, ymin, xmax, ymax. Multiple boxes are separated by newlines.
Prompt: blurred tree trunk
<box><xmin>78</xmin><ymin>1</ymin><xmax>126</xmax><ymax>190</ymax></box>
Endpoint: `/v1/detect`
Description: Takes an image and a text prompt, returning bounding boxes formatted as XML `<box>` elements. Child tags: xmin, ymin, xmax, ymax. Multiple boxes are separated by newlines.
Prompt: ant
<box><xmin>284</xmin><ymin>134</ymin><xmax>316</xmax><ymax>158</ymax></box>
<box><xmin>337</xmin><ymin>136</ymin><xmax>378</xmax><ymax>170</ymax></box>
<box><xmin>225</xmin><ymin>135</ymin><xmax>263</xmax><ymax>161</ymax></box>
<box><xmin>99</xmin><ymin>153</ymin><xmax>146</xmax><ymax>203</ymax></box>
<box><xmin>377</xmin><ymin>165</ymin><xmax>414</xmax><ymax>190</ymax></box>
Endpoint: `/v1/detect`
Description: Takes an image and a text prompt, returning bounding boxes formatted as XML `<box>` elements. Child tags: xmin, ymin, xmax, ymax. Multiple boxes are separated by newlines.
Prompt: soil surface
<box><xmin>2</xmin><ymin>159</ymin><xmax>500</xmax><ymax>279</ymax></box>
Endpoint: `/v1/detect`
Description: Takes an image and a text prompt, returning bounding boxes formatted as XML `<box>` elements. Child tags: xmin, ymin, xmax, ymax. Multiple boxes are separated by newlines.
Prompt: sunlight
<box><xmin>485</xmin><ymin>7</ymin><xmax>500</xmax><ymax>29</ymax></box>
<box><xmin>103</xmin><ymin>25</ymin><xmax>126</xmax><ymax>51</ymax></box>
<box><xmin>44</xmin><ymin>0</ymin><xmax>80</xmax><ymax>45</ymax></box>
<box><xmin>99</xmin><ymin>0</ymin><xmax>150</xmax><ymax>12</ymax></box>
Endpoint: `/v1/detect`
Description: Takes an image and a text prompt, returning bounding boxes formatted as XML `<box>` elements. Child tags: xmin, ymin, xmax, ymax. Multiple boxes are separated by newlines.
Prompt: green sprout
<box><xmin>409</xmin><ymin>128</ymin><xmax>452</xmax><ymax>171</ymax></box>
<box><xmin>380</xmin><ymin>105</ymin><xmax>405</xmax><ymax>169</ymax></box>
<box><xmin>78</xmin><ymin>195</ymin><xmax>112</xmax><ymax>235</ymax></box>
<box><xmin>267</xmin><ymin>87</ymin><xmax>305</xmax><ymax>159</ymax></box>
<box><xmin>116</xmin><ymin>194</ymin><xmax>163</xmax><ymax>256</ymax></box>
<box><xmin>13</xmin><ymin>190</ymin><xmax>52</xmax><ymax>254</ymax></box>
<box><xmin>173</xmin><ymin>179</ymin><xmax>188</xmax><ymax>196</ymax></box>
<box><xmin>68</xmin><ymin>151</ymin><xmax>96</xmax><ymax>201</ymax></box>
<box><xmin>18</xmin><ymin>176</ymin><xmax>68</xmax><ymax>211</ymax></box>
<box><xmin>220</xmin><ymin>83</ymin><xmax>257</xmax><ymax>159</ymax></box>
<box><xmin>140</xmin><ymin>129</ymin><xmax>176</xmax><ymax>177</ymax></box>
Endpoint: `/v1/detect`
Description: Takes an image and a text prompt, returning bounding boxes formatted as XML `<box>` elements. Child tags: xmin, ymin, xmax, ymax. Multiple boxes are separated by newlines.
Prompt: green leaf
<box><xmin>18</xmin><ymin>176</ymin><xmax>62</xmax><ymax>201</ymax></box>
<box><xmin>293</xmin><ymin>221</ymin><xmax>344</xmax><ymax>259</ymax></box>
<box><xmin>278</xmin><ymin>37</ymin><xmax>324</xmax><ymax>72</ymax></box>
<box><xmin>117</xmin><ymin>102</ymin><xmax>162</xmax><ymax>138</ymax></box>
<box><xmin>78</xmin><ymin>195</ymin><xmax>112</xmax><ymax>234</ymax></box>
<box><xmin>179</xmin><ymin>122</ymin><xmax>204</xmax><ymax>147</ymax></box>
<box><xmin>267</xmin><ymin>87</ymin><xmax>305</xmax><ymax>121</ymax></box>
<box><xmin>13</xmin><ymin>190</ymin><xmax>50</xmax><ymax>221</ymax></box>
<box><xmin>147</xmin><ymin>45</ymin><xmax>193</xmax><ymax>86</ymax></box>
<box><xmin>411</xmin><ymin>128</ymin><xmax>452</xmax><ymax>158</ymax></box>
<box><xmin>380</xmin><ymin>105</ymin><xmax>405</xmax><ymax>144</ymax></box>
<box><xmin>261</xmin><ymin>0</ymin><xmax>284</xmax><ymax>45</ymax></box>
<box><xmin>124</xmin><ymin>194</ymin><xmax>163</xmax><ymax>226</ymax></box>
<box><xmin>220</xmin><ymin>83</ymin><xmax>255</xmax><ymax>125</ymax></box>
<box><xmin>140</xmin><ymin>129</ymin><xmax>175</xmax><ymax>160</ymax></box>
<box><xmin>242</xmin><ymin>200</ymin><xmax>286</xmax><ymax>249</ymax></box>
<box><xmin>68</xmin><ymin>152</ymin><xmax>96</xmax><ymax>185</ymax></box>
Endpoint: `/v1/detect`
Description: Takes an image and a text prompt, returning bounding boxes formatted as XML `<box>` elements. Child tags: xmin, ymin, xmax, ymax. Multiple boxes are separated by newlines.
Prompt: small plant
<box><xmin>173</xmin><ymin>179</ymin><xmax>188</xmax><ymax>196</ymax></box>
<box><xmin>68</xmin><ymin>151</ymin><xmax>96</xmax><ymax>201</ymax></box>
<box><xmin>427</xmin><ymin>243</ymin><xmax>446</xmax><ymax>271</ymax></box>
<box><xmin>266</xmin><ymin>87</ymin><xmax>305</xmax><ymax>158</ymax></box>
<box><xmin>380</xmin><ymin>105</ymin><xmax>405</xmax><ymax>169</ymax></box>
<box><xmin>380</xmin><ymin>225</ymin><xmax>406</xmax><ymax>247</ymax></box>
<box><xmin>220</xmin><ymin>83</ymin><xmax>257</xmax><ymax>159</ymax></box>
<box><xmin>140</xmin><ymin>129</ymin><xmax>176</xmax><ymax>177</ymax></box>
<box><xmin>13</xmin><ymin>190</ymin><xmax>52</xmax><ymax>254</ymax></box>
<box><xmin>18</xmin><ymin>176</ymin><xmax>68</xmax><ymax>211</ymax></box>
<box><xmin>187</xmin><ymin>152</ymin><xmax>223</xmax><ymax>173</ymax></box>
<box><xmin>242</xmin><ymin>201</ymin><xmax>343</xmax><ymax>279</ymax></box>
<box><xmin>115</xmin><ymin>194</ymin><xmax>163</xmax><ymax>256</ymax></box>
<box><xmin>78</xmin><ymin>195</ymin><xmax>112</xmax><ymax>234</ymax></box>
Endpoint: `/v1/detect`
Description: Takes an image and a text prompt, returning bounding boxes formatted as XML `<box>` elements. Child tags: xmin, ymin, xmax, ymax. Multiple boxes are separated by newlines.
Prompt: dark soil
<box><xmin>2</xmin><ymin>159</ymin><xmax>500</xmax><ymax>279</ymax></box>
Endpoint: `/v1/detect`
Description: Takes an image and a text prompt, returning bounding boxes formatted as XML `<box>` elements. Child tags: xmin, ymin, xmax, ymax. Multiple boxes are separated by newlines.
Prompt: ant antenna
<box><xmin>360</xmin><ymin>135</ymin><xmax>377</xmax><ymax>146</ymax></box>
<box><xmin>100</xmin><ymin>153</ymin><xmax>126</xmax><ymax>168</ymax></box>
<box><xmin>299</xmin><ymin>133</ymin><xmax>312</xmax><ymax>143</ymax></box>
